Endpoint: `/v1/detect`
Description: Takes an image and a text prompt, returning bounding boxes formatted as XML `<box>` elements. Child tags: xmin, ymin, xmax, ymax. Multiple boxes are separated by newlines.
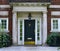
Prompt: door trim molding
<box><xmin>18</xmin><ymin>17</ymin><xmax>42</xmax><ymax>45</ymax></box>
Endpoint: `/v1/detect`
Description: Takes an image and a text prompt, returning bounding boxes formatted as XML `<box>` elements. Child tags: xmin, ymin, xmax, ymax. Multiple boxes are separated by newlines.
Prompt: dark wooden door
<box><xmin>24</xmin><ymin>20</ymin><xmax>35</xmax><ymax>42</ymax></box>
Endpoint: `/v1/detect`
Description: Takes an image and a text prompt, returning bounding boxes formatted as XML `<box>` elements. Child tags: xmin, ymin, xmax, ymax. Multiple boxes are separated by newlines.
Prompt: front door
<box><xmin>24</xmin><ymin>20</ymin><xmax>35</xmax><ymax>45</ymax></box>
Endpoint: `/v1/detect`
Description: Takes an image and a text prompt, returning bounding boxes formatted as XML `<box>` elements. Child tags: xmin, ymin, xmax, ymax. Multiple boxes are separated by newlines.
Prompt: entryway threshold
<box><xmin>0</xmin><ymin>46</ymin><xmax>58</xmax><ymax>51</ymax></box>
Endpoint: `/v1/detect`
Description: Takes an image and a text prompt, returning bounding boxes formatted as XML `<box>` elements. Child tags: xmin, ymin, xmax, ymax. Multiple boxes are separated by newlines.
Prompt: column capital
<box><xmin>43</xmin><ymin>11</ymin><xmax>47</xmax><ymax>14</ymax></box>
<box><xmin>12</xmin><ymin>11</ymin><xmax>17</xmax><ymax>14</ymax></box>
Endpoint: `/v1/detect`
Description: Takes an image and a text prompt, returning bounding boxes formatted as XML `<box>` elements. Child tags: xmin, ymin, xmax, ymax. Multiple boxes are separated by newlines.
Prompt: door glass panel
<box><xmin>20</xmin><ymin>33</ymin><xmax>22</xmax><ymax>36</ymax></box>
<box><xmin>37</xmin><ymin>37</ymin><xmax>40</xmax><ymax>40</ymax></box>
<box><xmin>37</xmin><ymin>33</ymin><xmax>39</xmax><ymax>36</ymax></box>
<box><xmin>20</xmin><ymin>37</ymin><xmax>22</xmax><ymax>40</ymax></box>
<box><xmin>20</xmin><ymin>20</ymin><xmax>23</xmax><ymax>41</ymax></box>
<box><xmin>37</xmin><ymin>19</ymin><xmax>40</xmax><ymax>41</ymax></box>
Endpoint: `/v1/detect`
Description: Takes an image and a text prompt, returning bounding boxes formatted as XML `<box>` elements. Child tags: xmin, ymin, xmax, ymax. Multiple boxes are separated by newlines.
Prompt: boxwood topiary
<box><xmin>46</xmin><ymin>32</ymin><xmax>60</xmax><ymax>46</ymax></box>
<box><xmin>0</xmin><ymin>32</ymin><xmax>12</xmax><ymax>47</ymax></box>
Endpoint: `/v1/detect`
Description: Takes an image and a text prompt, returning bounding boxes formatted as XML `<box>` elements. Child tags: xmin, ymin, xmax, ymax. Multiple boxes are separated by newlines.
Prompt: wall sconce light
<box><xmin>28</xmin><ymin>13</ymin><xmax>32</xmax><ymax>20</ymax></box>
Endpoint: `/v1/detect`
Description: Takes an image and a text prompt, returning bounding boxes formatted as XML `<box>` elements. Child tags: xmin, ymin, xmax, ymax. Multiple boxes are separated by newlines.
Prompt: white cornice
<box><xmin>11</xmin><ymin>3</ymin><xmax>50</xmax><ymax>7</ymax></box>
<box><xmin>13</xmin><ymin>7</ymin><xmax>47</xmax><ymax>12</ymax></box>
<box><xmin>51</xmin><ymin>11</ymin><xmax>60</xmax><ymax>16</ymax></box>
<box><xmin>0</xmin><ymin>11</ymin><xmax>8</xmax><ymax>16</ymax></box>
<box><xmin>0</xmin><ymin>5</ymin><xmax>10</xmax><ymax>8</ymax></box>
<box><xmin>49</xmin><ymin>5</ymin><xmax>60</xmax><ymax>8</ymax></box>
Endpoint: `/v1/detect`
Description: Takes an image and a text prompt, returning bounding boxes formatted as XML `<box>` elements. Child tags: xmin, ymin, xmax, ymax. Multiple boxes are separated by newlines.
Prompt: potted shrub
<box><xmin>0</xmin><ymin>33</ymin><xmax>12</xmax><ymax>47</ymax></box>
<box><xmin>46</xmin><ymin>32</ymin><xmax>60</xmax><ymax>46</ymax></box>
<box><xmin>0</xmin><ymin>23</ymin><xmax>12</xmax><ymax>48</ymax></box>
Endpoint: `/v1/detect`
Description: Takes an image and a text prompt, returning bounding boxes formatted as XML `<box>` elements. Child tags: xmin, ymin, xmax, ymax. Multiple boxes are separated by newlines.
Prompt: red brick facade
<box><xmin>47</xmin><ymin>0</ymin><xmax>60</xmax><ymax>35</ymax></box>
<box><xmin>0</xmin><ymin>0</ymin><xmax>60</xmax><ymax>45</ymax></box>
<box><xmin>0</xmin><ymin>0</ymin><xmax>12</xmax><ymax>36</ymax></box>
<box><xmin>0</xmin><ymin>0</ymin><xmax>9</xmax><ymax>5</ymax></box>
<box><xmin>51</xmin><ymin>0</ymin><xmax>60</xmax><ymax>5</ymax></box>
<box><xmin>0</xmin><ymin>0</ymin><xmax>60</xmax><ymax>35</ymax></box>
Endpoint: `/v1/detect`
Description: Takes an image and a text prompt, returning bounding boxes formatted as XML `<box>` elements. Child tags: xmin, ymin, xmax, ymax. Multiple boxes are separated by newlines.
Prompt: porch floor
<box><xmin>0</xmin><ymin>46</ymin><xmax>58</xmax><ymax>51</ymax></box>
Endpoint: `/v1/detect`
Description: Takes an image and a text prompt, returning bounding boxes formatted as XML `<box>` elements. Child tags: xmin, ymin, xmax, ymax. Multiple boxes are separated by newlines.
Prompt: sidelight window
<box><xmin>20</xmin><ymin>20</ymin><xmax>23</xmax><ymax>41</ymax></box>
<box><xmin>37</xmin><ymin>19</ymin><xmax>40</xmax><ymax>41</ymax></box>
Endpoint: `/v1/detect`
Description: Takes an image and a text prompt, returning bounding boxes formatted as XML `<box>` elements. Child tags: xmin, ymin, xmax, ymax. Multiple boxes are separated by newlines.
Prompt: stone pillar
<box><xmin>43</xmin><ymin>12</ymin><xmax>47</xmax><ymax>44</ymax></box>
<box><xmin>12</xmin><ymin>12</ymin><xmax>17</xmax><ymax>45</ymax></box>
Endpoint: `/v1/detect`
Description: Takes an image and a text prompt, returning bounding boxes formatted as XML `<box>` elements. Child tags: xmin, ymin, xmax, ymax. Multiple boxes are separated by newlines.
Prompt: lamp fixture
<box><xmin>28</xmin><ymin>13</ymin><xmax>32</xmax><ymax>20</ymax></box>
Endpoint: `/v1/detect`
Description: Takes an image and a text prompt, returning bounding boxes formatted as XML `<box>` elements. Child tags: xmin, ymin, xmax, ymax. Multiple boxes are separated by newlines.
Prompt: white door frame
<box><xmin>18</xmin><ymin>17</ymin><xmax>42</xmax><ymax>45</ymax></box>
<box><xmin>12</xmin><ymin>5</ymin><xmax>47</xmax><ymax>45</ymax></box>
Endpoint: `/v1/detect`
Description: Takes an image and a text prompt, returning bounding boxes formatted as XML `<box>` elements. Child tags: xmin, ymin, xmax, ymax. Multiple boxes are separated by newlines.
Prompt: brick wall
<box><xmin>47</xmin><ymin>7</ymin><xmax>60</xmax><ymax>35</ymax></box>
<box><xmin>51</xmin><ymin>0</ymin><xmax>60</xmax><ymax>5</ymax></box>
<box><xmin>0</xmin><ymin>0</ymin><xmax>12</xmax><ymax>36</ymax></box>
<box><xmin>0</xmin><ymin>0</ymin><xmax>9</xmax><ymax>5</ymax></box>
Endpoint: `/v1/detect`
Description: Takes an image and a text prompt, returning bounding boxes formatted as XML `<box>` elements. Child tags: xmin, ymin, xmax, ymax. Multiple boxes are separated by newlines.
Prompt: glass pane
<box><xmin>56</xmin><ymin>24</ymin><xmax>58</xmax><ymax>29</ymax></box>
<box><xmin>20</xmin><ymin>25</ymin><xmax>22</xmax><ymax>28</ymax></box>
<box><xmin>37</xmin><ymin>28</ymin><xmax>39</xmax><ymax>32</ymax></box>
<box><xmin>53</xmin><ymin>20</ymin><xmax>58</xmax><ymax>30</ymax></box>
<box><xmin>20</xmin><ymin>21</ymin><xmax>22</xmax><ymax>25</ymax></box>
<box><xmin>20</xmin><ymin>32</ymin><xmax>22</xmax><ymax>37</ymax></box>
<box><xmin>37</xmin><ymin>21</ymin><xmax>39</xmax><ymax>23</ymax></box>
<box><xmin>20</xmin><ymin>20</ymin><xmax>22</xmax><ymax>40</ymax></box>
<box><xmin>37</xmin><ymin>37</ymin><xmax>40</xmax><ymax>40</ymax></box>
<box><xmin>53</xmin><ymin>20</ymin><xmax>55</xmax><ymax>23</ymax></box>
<box><xmin>37</xmin><ymin>20</ymin><xmax>40</xmax><ymax>33</ymax></box>
<box><xmin>20</xmin><ymin>37</ymin><xmax>22</xmax><ymax>40</ymax></box>
<box><xmin>37</xmin><ymin>33</ymin><xmax>39</xmax><ymax>36</ymax></box>
<box><xmin>1</xmin><ymin>20</ymin><xmax>7</xmax><ymax>29</ymax></box>
<box><xmin>20</xmin><ymin>29</ymin><xmax>22</xmax><ymax>32</ymax></box>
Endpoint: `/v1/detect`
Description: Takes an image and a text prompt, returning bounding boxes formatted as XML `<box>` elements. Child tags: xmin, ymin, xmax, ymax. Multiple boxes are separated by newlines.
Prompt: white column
<box><xmin>12</xmin><ymin>12</ymin><xmax>17</xmax><ymax>45</ymax></box>
<box><xmin>43</xmin><ymin>12</ymin><xmax>47</xmax><ymax>44</ymax></box>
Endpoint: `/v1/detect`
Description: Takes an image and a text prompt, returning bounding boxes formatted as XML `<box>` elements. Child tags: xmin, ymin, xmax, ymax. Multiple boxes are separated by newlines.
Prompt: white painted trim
<box><xmin>36</xmin><ymin>18</ymin><xmax>42</xmax><ymax>45</ymax></box>
<box><xmin>0</xmin><ymin>11</ymin><xmax>8</xmax><ymax>16</ymax></box>
<box><xmin>0</xmin><ymin>18</ymin><xmax>8</xmax><ymax>32</ymax></box>
<box><xmin>12</xmin><ymin>12</ymin><xmax>17</xmax><ymax>45</ymax></box>
<box><xmin>50</xmin><ymin>30</ymin><xmax>60</xmax><ymax>32</ymax></box>
<box><xmin>35</xmin><ymin>20</ymin><xmax>37</xmax><ymax>45</ymax></box>
<box><xmin>51</xmin><ymin>11</ymin><xmax>60</xmax><ymax>16</ymax></box>
<box><xmin>13</xmin><ymin>7</ymin><xmax>47</xmax><ymax>12</ymax></box>
<box><xmin>18</xmin><ymin>17</ymin><xmax>42</xmax><ymax>45</ymax></box>
<box><xmin>40</xmin><ymin>18</ymin><xmax>42</xmax><ymax>44</ymax></box>
<box><xmin>0</xmin><ymin>5</ymin><xmax>10</xmax><ymax>8</ymax></box>
<box><xmin>51</xmin><ymin>18</ymin><xmax>60</xmax><ymax>32</ymax></box>
<box><xmin>22</xmin><ymin>20</ymin><xmax>24</xmax><ymax>45</ymax></box>
<box><xmin>43</xmin><ymin>12</ymin><xmax>47</xmax><ymax>44</ymax></box>
<box><xmin>18</xmin><ymin>19</ymin><xmax>24</xmax><ymax>45</ymax></box>
<box><xmin>12</xmin><ymin>2</ymin><xmax>50</xmax><ymax>5</ymax></box>
<box><xmin>49</xmin><ymin>5</ymin><xmax>60</xmax><ymax>8</ymax></box>
<box><xmin>18</xmin><ymin>19</ymin><xmax>20</xmax><ymax>45</ymax></box>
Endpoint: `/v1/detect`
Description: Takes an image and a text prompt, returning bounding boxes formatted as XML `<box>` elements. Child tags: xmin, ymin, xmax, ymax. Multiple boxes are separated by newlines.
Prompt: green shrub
<box><xmin>46</xmin><ymin>32</ymin><xmax>60</xmax><ymax>46</ymax></box>
<box><xmin>0</xmin><ymin>32</ymin><xmax>12</xmax><ymax>48</ymax></box>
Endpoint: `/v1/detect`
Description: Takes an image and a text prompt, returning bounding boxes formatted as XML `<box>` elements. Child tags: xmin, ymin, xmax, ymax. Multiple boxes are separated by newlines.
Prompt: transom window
<box><xmin>0</xmin><ymin>18</ymin><xmax>8</xmax><ymax>31</ymax></box>
<box><xmin>51</xmin><ymin>18</ymin><xmax>60</xmax><ymax>32</ymax></box>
